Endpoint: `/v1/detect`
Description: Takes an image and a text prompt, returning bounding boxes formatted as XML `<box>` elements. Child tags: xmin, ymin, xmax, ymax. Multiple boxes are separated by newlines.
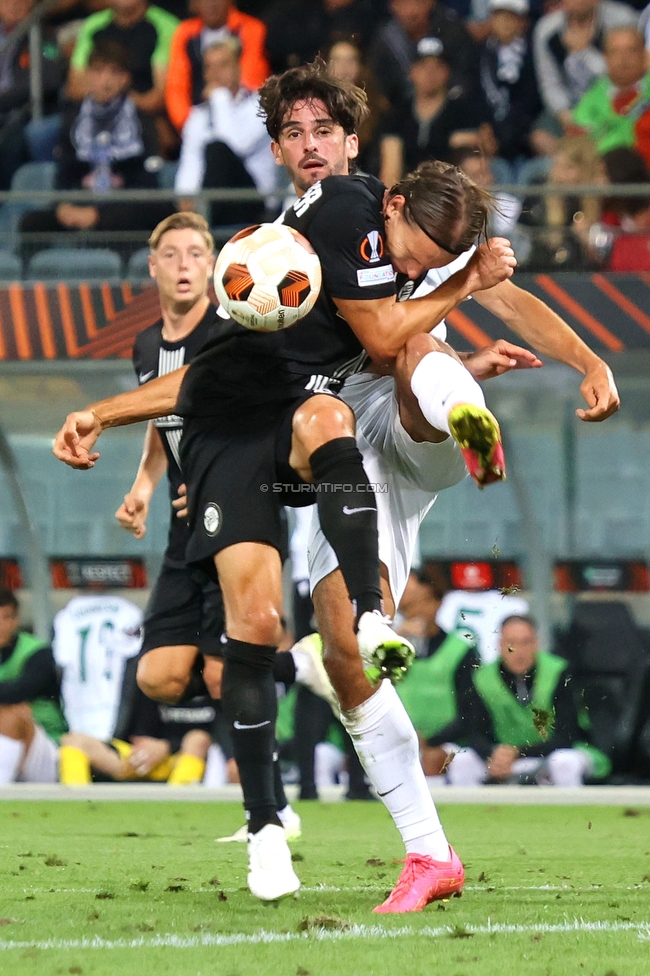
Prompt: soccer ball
<box><xmin>213</xmin><ymin>223</ymin><xmax>322</xmax><ymax>332</ymax></box>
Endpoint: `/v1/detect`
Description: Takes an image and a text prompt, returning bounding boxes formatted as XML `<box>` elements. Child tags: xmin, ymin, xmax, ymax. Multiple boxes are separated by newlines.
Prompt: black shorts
<box><xmin>141</xmin><ymin>561</ymin><xmax>225</xmax><ymax>657</ymax></box>
<box><xmin>180</xmin><ymin>394</ymin><xmax>320</xmax><ymax>572</ymax></box>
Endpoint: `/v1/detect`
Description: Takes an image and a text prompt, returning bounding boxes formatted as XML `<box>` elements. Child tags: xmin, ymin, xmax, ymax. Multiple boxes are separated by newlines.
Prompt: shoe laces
<box><xmin>384</xmin><ymin>854</ymin><xmax>431</xmax><ymax>903</ymax></box>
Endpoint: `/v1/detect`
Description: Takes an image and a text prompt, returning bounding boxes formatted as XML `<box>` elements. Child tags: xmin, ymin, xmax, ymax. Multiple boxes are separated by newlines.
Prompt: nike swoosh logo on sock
<box><xmin>233</xmin><ymin>720</ymin><xmax>272</xmax><ymax>730</ymax></box>
<box><xmin>376</xmin><ymin>783</ymin><xmax>402</xmax><ymax>797</ymax></box>
<box><xmin>342</xmin><ymin>505</ymin><xmax>376</xmax><ymax>515</ymax></box>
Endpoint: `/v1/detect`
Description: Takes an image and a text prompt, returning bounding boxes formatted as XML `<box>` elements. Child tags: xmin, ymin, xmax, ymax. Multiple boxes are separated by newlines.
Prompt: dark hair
<box><xmin>88</xmin><ymin>40</ymin><xmax>132</xmax><ymax>75</ymax></box>
<box><xmin>602</xmin><ymin>147</ymin><xmax>650</xmax><ymax>217</ymax></box>
<box><xmin>0</xmin><ymin>587</ymin><xmax>18</xmax><ymax>612</ymax></box>
<box><xmin>414</xmin><ymin>561</ymin><xmax>450</xmax><ymax>601</ymax></box>
<box><xmin>387</xmin><ymin>160</ymin><xmax>492</xmax><ymax>255</ymax></box>
<box><xmin>501</xmin><ymin>613</ymin><xmax>537</xmax><ymax>632</ymax></box>
<box><xmin>258</xmin><ymin>58</ymin><xmax>368</xmax><ymax>142</ymax></box>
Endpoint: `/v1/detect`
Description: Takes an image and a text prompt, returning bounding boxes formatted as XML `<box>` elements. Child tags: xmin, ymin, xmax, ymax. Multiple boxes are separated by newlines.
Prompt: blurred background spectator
<box><xmin>379</xmin><ymin>36</ymin><xmax>493</xmax><ymax>186</ymax></box>
<box><xmin>573</xmin><ymin>27</ymin><xmax>650</xmax><ymax>169</ymax></box>
<box><xmin>369</xmin><ymin>0</ymin><xmax>477</xmax><ymax>106</ymax></box>
<box><xmin>532</xmin><ymin>0</ymin><xmax>638</xmax><ymax>157</ymax></box>
<box><xmin>0</xmin><ymin>0</ymin><xmax>67</xmax><ymax>188</ymax></box>
<box><xmin>264</xmin><ymin>0</ymin><xmax>378</xmax><ymax>75</ymax></box>
<box><xmin>325</xmin><ymin>35</ymin><xmax>390</xmax><ymax>178</ymax></box>
<box><xmin>477</xmin><ymin>0</ymin><xmax>542</xmax><ymax>172</ymax></box>
<box><xmin>519</xmin><ymin>132</ymin><xmax>605</xmax><ymax>269</ymax></box>
<box><xmin>165</xmin><ymin>0</ymin><xmax>269</xmax><ymax>134</ymax></box>
<box><xmin>447</xmin><ymin>614</ymin><xmax>610</xmax><ymax>786</ymax></box>
<box><xmin>0</xmin><ymin>588</ymin><xmax>67</xmax><ymax>784</ymax></box>
<box><xmin>19</xmin><ymin>41</ymin><xmax>173</xmax><ymax>250</ymax></box>
<box><xmin>174</xmin><ymin>36</ymin><xmax>279</xmax><ymax>224</ymax></box>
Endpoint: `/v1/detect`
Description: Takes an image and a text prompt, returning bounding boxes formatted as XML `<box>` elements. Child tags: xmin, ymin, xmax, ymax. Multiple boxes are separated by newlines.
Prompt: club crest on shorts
<box><xmin>203</xmin><ymin>502</ymin><xmax>222</xmax><ymax>537</ymax></box>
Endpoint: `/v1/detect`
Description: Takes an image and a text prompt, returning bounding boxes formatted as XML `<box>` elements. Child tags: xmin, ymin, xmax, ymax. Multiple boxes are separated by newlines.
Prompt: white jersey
<box><xmin>436</xmin><ymin>589</ymin><xmax>530</xmax><ymax>663</ymax></box>
<box><xmin>308</xmin><ymin>247</ymin><xmax>476</xmax><ymax>608</ymax></box>
<box><xmin>53</xmin><ymin>595</ymin><xmax>143</xmax><ymax>739</ymax></box>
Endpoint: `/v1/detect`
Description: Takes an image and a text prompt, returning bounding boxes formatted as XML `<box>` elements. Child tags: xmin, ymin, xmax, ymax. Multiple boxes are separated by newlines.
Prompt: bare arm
<box><xmin>52</xmin><ymin>366</ymin><xmax>188</xmax><ymax>469</ymax></box>
<box><xmin>334</xmin><ymin>239</ymin><xmax>517</xmax><ymax>366</ymax></box>
<box><xmin>115</xmin><ymin>422</ymin><xmax>168</xmax><ymax>539</ymax></box>
<box><xmin>474</xmin><ymin>279</ymin><xmax>620</xmax><ymax>421</ymax></box>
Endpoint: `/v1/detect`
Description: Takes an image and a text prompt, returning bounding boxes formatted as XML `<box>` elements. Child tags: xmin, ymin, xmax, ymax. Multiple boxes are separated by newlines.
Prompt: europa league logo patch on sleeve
<box><xmin>203</xmin><ymin>503</ymin><xmax>222</xmax><ymax>537</ymax></box>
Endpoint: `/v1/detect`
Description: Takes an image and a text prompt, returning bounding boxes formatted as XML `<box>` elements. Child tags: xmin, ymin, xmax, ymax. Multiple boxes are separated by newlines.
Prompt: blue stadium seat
<box><xmin>0</xmin><ymin>161</ymin><xmax>58</xmax><ymax>251</ymax></box>
<box><xmin>0</xmin><ymin>251</ymin><xmax>21</xmax><ymax>280</ymax></box>
<box><xmin>27</xmin><ymin>248</ymin><xmax>122</xmax><ymax>281</ymax></box>
<box><xmin>127</xmin><ymin>248</ymin><xmax>151</xmax><ymax>280</ymax></box>
<box><xmin>157</xmin><ymin>161</ymin><xmax>178</xmax><ymax>190</ymax></box>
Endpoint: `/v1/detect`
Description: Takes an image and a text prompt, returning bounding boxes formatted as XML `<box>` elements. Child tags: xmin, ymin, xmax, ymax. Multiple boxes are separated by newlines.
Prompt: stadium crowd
<box><xmin>4</xmin><ymin>0</ymin><xmax>650</xmax><ymax>268</ymax></box>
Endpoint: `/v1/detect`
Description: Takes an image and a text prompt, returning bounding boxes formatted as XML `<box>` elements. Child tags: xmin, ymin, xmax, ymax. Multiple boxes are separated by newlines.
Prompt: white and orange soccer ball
<box><xmin>213</xmin><ymin>223</ymin><xmax>322</xmax><ymax>332</ymax></box>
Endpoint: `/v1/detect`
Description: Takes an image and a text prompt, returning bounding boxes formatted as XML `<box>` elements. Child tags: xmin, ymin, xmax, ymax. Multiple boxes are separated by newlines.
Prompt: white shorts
<box><xmin>309</xmin><ymin>373</ymin><xmax>467</xmax><ymax>607</ymax></box>
<box><xmin>17</xmin><ymin>725</ymin><xmax>59</xmax><ymax>783</ymax></box>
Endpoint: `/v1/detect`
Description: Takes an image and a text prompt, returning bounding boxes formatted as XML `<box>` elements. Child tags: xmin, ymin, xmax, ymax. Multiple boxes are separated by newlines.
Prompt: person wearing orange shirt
<box><xmin>165</xmin><ymin>0</ymin><xmax>269</xmax><ymax>133</ymax></box>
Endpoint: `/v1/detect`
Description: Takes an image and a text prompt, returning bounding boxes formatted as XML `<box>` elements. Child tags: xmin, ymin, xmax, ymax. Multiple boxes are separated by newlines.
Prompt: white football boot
<box><xmin>247</xmin><ymin>824</ymin><xmax>301</xmax><ymax>901</ymax></box>
<box><xmin>357</xmin><ymin>610</ymin><xmax>415</xmax><ymax>684</ymax></box>
<box><xmin>291</xmin><ymin>633</ymin><xmax>338</xmax><ymax>708</ymax></box>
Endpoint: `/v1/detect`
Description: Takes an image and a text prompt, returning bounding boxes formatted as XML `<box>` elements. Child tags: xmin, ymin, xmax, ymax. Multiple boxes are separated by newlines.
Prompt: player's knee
<box><xmin>136</xmin><ymin>655</ymin><xmax>187</xmax><ymax>704</ymax></box>
<box><xmin>292</xmin><ymin>397</ymin><xmax>355</xmax><ymax>460</ymax></box>
<box><xmin>232</xmin><ymin>603</ymin><xmax>282</xmax><ymax>646</ymax></box>
<box><xmin>396</xmin><ymin>333</ymin><xmax>444</xmax><ymax>376</ymax></box>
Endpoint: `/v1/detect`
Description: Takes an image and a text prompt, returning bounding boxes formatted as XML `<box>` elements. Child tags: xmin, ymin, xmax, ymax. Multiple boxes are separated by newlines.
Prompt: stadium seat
<box><xmin>0</xmin><ymin>251</ymin><xmax>21</xmax><ymax>280</ymax></box>
<box><xmin>27</xmin><ymin>247</ymin><xmax>122</xmax><ymax>281</ymax></box>
<box><xmin>0</xmin><ymin>161</ymin><xmax>57</xmax><ymax>250</ymax></box>
<box><xmin>127</xmin><ymin>248</ymin><xmax>151</xmax><ymax>280</ymax></box>
<box><xmin>157</xmin><ymin>161</ymin><xmax>178</xmax><ymax>190</ymax></box>
<box><xmin>556</xmin><ymin>601</ymin><xmax>650</xmax><ymax>774</ymax></box>
<box><xmin>24</xmin><ymin>115</ymin><xmax>62</xmax><ymax>163</ymax></box>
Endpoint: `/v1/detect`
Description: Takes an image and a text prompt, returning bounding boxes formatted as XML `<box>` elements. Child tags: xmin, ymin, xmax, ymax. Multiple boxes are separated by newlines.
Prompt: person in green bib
<box><xmin>396</xmin><ymin>566</ymin><xmax>481</xmax><ymax>780</ymax></box>
<box><xmin>447</xmin><ymin>614</ymin><xmax>610</xmax><ymax>786</ymax></box>
<box><xmin>0</xmin><ymin>588</ymin><xmax>67</xmax><ymax>784</ymax></box>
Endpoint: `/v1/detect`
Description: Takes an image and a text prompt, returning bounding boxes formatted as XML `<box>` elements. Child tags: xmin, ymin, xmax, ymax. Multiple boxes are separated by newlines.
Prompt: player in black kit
<box><xmin>53</xmin><ymin>71</ymin><xmax>517</xmax><ymax>901</ymax></box>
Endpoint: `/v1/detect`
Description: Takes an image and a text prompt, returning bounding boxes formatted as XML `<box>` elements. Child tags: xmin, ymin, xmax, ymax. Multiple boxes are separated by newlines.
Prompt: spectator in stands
<box><xmin>0</xmin><ymin>588</ymin><xmax>67</xmax><ymax>784</ymax></box>
<box><xmin>325</xmin><ymin>36</ymin><xmax>390</xmax><ymax>177</ymax></box>
<box><xmin>165</xmin><ymin>0</ymin><xmax>270</xmax><ymax>134</ymax></box>
<box><xmin>478</xmin><ymin>0</ymin><xmax>542</xmax><ymax>166</ymax></box>
<box><xmin>67</xmin><ymin>0</ymin><xmax>179</xmax><ymax>118</ymax></box>
<box><xmin>175</xmin><ymin>37</ymin><xmax>279</xmax><ymax>225</ymax></box>
<box><xmin>0</xmin><ymin>0</ymin><xmax>67</xmax><ymax>188</ymax></box>
<box><xmin>59</xmin><ymin>655</ymin><xmax>224</xmax><ymax>785</ymax></box>
<box><xmin>264</xmin><ymin>0</ymin><xmax>378</xmax><ymax>76</ymax></box>
<box><xmin>573</xmin><ymin>27</ymin><xmax>650</xmax><ymax>169</ymax></box>
<box><xmin>395</xmin><ymin>567</ymin><xmax>481</xmax><ymax>781</ymax></box>
<box><xmin>519</xmin><ymin>133</ymin><xmax>604</xmax><ymax>269</ymax></box>
<box><xmin>532</xmin><ymin>0</ymin><xmax>638</xmax><ymax>154</ymax></box>
<box><xmin>452</xmin><ymin>147</ymin><xmax>532</xmax><ymax>263</ymax></box>
<box><xmin>368</xmin><ymin>0</ymin><xmax>477</xmax><ymax>106</ymax></box>
<box><xmin>20</xmin><ymin>42</ymin><xmax>173</xmax><ymax>245</ymax></box>
<box><xmin>379</xmin><ymin>36</ymin><xmax>493</xmax><ymax>186</ymax></box>
<box><xmin>447</xmin><ymin>615</ymin><xmax>609</xmax><ymax>786</ymax></box>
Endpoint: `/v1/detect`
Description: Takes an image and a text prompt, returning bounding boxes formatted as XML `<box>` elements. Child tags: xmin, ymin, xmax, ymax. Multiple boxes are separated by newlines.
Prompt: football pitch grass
<box><xmin>1</xmin><ymin>801</ymin><xmax>650</xmax><ymax>976</ymax></box>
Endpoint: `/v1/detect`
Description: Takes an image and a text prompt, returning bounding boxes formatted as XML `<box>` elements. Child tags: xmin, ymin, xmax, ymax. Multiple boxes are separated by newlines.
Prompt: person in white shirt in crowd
<box><xmin>174</xmin><ymin>36</ymin><xmax>279</xmax><ymax>225</ymax></box>
<box><xmin>52</xmin><ymin>592</ymin><xmax>143</xmax><ymax>741</ymax></box>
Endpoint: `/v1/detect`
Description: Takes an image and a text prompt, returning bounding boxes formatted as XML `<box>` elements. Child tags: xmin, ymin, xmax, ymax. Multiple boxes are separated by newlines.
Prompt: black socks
<box><xmin>221</xmin><ymin>637</ymin><xmax>281</xmax><ymax>834</ymax></box>
<box><xmin>309</xmin><ymin>437</ymin><xmax>382</xmax><ymax>623</ymax></box>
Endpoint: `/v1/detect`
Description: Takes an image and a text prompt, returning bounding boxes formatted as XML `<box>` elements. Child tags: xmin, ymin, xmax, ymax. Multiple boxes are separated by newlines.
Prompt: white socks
<box><xmin>203</xmin><ymin>743</ymin><xmax>228</xmax><ymax>787</ymax></box>
<box><xmin>341</xmin><ymin>681</ymin><xmax>450</xmax><ymax>861</ymax></box>
<box><xmin>410</xmin><ymin>351</ymin><xmax>485</xmax><ymax>435</ymax></box>
<box><xmin>0</xmin><ymin>734</ymin><xmax>24</xmax><ymax>784</ymax></box>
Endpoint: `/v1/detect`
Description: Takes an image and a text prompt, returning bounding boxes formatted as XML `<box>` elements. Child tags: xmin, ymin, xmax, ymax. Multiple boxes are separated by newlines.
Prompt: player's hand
<box><xmin>128</xmin><ymin>738</ymin><xmax>170</xmax><ymax>776</ymax></box>
<box><xmin>115</xmin><ymin>493</ymin><xmax>148</xmax><ymax>538</ymax></box>
<box><xmin>466</xmin><ymin>238</ymin><xmax>517</xmax><ymax>292</ymax></box>
<box><xmin>463</xmin><ymin>340</ymin><xmax>543</xmax><ymax>381</ymax></box>
<box><xmin>172</xmin><ymin>483</ymin><xmax>189</xmax><ymax>520</ymax></box>
<box><xmin>577</xmin><ymin>360</ymin><xmax>620</xmax><ymax>422</ymax></box>
<box><xmin>487</xmin><ymin>744</ymin><xmax>519</xmax><ymax>780</ymax></box>
<box><xmin>52</xmin><ymin>410</ymin><xmax>103</xmax><ymax>469</ymax></box>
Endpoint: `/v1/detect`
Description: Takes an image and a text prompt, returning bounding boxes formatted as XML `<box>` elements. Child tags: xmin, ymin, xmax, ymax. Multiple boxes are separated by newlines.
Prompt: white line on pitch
<box><xmin>19</xmin><ymin>883</ymin><xmax>648</xmax><ymax>895</ymax></box>
<box><xmin>0</xmin><ymin>919</ymin><xmax>649</xmax><ymax>952</ymax></box>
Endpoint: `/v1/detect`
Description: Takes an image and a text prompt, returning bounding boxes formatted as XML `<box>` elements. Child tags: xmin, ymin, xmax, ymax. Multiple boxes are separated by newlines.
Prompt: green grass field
<box><xmin>0</xmin><ymin>800</ymin><xmax>649</xmax><ymax>976</ymax></box>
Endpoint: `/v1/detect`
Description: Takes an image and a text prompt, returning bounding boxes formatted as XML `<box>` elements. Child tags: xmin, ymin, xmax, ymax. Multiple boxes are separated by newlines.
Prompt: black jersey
<box><xmin>132</xmin><ymin>306</ymin><xmax>224</xmax><ymax>563</ymax></box>
<box><xmin>113</xmin><ymin>658</ymin><xmax>217</xmax><ymax>754</ymax></box>
<box><xmin>176</xmin><ymin>174</ymin><xmax>396</xmax><ymax>418</ymax></box>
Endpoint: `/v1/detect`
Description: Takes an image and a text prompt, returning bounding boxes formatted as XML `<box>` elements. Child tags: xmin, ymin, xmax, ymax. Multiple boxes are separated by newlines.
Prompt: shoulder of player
<box><xmin>133</xmin><ymin>320</ymin><xmax>164</xmax><ymax>356</ymax></box>
<box><xmin>289</xmin><ymin>175</ymin><xmax>384</xmax><ymax>231</ymax></box>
